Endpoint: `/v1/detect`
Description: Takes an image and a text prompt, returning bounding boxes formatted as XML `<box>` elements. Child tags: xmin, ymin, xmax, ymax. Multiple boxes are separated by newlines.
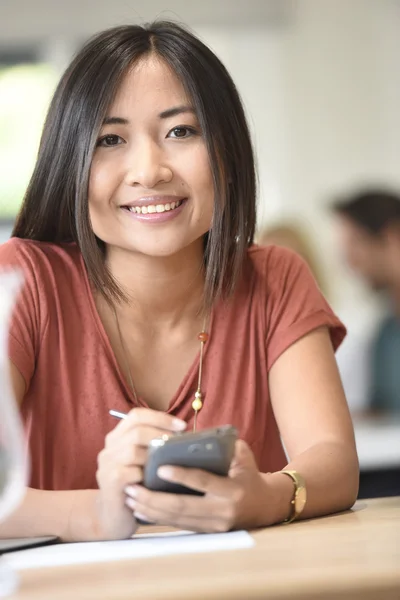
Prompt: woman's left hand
<box><xmin>124</xmin><ymin>440</ymin><xmax>271</xmax><ymax>532</ymax></box>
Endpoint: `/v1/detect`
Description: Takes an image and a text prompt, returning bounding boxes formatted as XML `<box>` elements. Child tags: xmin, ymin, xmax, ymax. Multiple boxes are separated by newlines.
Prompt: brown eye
<box><xmin>167</xmin><ymin>126</ymin><xmax>196</xmax><ymax>139</ymax></box>
<box><xmin>97</xmin><ymin>134</ymin><xmax>123</xmax><ymax>147</ymax></box>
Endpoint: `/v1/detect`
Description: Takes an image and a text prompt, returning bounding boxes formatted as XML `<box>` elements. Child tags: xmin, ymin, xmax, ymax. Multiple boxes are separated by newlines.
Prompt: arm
<box><xmin>0</xmin><ymin>362</ymin><xmax>100</xmax><ymax>542</ymax></box>
<box><xmin>123</xmin><ymin>326</ymin><xmax>359</xmax><ymax>531</ymax></box>
<box><xmin>0</xmin><ymin>362</ymin><xmax>188</xmax><ymax>541</ymax></box>
<box><xmin>0</xmin><ymin>487</ymin><xmax>99</xmax><ymax>542</ymax></box>
<box><xmin>264</xmin><ymin>325</ymin><xmax>359</xmax><ymax>523</ymax></box>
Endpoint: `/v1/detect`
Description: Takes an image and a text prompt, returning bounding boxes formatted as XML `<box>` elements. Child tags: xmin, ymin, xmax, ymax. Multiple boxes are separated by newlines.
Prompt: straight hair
<box><xmin>13</xmin><ymin>21</ymin><xmax>257</xmax><ymax>309</ymax></box>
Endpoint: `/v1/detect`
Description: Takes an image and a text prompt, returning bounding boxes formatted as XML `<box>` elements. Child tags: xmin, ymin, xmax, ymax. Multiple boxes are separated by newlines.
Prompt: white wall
<box><xmin>203</xmin><ymin>2</ymin><xmax>400</xmax><ymax>315</ymax></box>
<box><xmin>278</xmin><ymin>0</ymin><xmax>400</xmax><ymax>313</ymax></box>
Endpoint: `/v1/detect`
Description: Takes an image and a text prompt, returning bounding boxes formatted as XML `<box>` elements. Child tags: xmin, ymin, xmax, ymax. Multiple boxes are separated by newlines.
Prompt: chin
<box><xmin>121</xmin><ymin>239</ymin><xmax>198</xmax><ymax>259</ymax></box>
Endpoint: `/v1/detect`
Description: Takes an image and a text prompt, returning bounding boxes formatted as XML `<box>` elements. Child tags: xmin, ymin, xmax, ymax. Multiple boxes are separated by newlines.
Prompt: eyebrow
<box><xmin>102</xmin><ymin>116</ymin><xmax>129</xmax><ymax>126</ymax></box>
<box><xmin>102</xmin><ymin>106</ymin><xmax>195</xmax><ymax>126</ymax></box>
<box><xmin>158</xmin><ymin>105</ymin><xmax>195</xmax><ymax>119</ymax></box>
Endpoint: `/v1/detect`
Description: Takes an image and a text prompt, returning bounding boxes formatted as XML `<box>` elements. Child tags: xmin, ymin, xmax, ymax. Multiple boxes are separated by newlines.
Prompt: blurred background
<box><xmin>1</xmin><ymin>0</ymin><xmax>399</xmax><ymax>496</ymax></box>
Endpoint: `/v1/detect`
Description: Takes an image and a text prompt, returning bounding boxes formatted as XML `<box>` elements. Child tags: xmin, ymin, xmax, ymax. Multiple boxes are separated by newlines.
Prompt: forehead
<box><xmin>337</xmin><ymin>216</ymin><xmax>373</xmax><ymax>243</ymax></box>
<box><xmin>109</xmin><ymin>56</ymin><xmax>191</xmax><ymax>115</ymax></box>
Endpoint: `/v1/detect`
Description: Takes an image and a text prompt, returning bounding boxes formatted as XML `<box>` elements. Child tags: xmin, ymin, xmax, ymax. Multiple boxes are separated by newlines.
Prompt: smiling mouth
<box><xmin>122</xmin><ymin>199</ymin><xmax>185</xmax><ymax>215</ymax></box>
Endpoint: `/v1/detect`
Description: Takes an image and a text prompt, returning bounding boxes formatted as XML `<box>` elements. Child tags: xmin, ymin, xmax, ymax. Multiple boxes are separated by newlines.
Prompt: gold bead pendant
<box><xmin>192</xmin><ymin>391</ymin><xmax>203</xmax><ymax>412</ymax></box>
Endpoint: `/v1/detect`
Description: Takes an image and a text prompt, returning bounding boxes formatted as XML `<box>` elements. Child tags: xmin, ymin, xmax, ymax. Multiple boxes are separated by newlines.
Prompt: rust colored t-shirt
<box><xmin>0</xmin><ymin>238</ymin><xmax>345</xmax><ymax>491</ymax></box>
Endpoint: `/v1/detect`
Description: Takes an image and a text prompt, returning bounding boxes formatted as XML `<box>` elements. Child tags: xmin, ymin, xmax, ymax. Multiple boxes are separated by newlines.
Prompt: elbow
<box><xmin>343</xmin><ymin>476</ymin><xmax>359</xmax><ymax>511</ymax></box>
<box><xmin>341</xmin><ymin>452</ymin><xmax>360</xmax><ymax>511</ymax></box>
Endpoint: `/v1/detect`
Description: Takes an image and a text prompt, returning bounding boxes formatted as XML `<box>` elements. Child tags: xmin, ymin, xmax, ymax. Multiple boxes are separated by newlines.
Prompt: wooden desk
<box><xmin>13</xmin><ymin>497</ymin><xmax>400</xmax><ymax>600</ymax></box>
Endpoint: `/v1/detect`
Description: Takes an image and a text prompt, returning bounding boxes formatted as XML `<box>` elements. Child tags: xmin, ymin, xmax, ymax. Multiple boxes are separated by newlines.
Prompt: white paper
<box><xmin>4</xmin><ymin>530</ymin><xmax>254</xmax><ymax>571</ymax></box>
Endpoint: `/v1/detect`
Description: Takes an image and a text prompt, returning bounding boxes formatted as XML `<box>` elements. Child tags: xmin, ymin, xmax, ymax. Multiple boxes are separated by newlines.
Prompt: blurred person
<box><xmin>257</xmin><ymin>221</ymin><xmax>328</xmax><ymax>296</ymax></box>
<box><xmin>0</xmin><ymin>22</ymin><xmax>358</xmax><ymax>542</ymax></box>
<box><xmin>332</xmin><ymin>188</ymin><xmax>400</xmax><ymax>415</ymax></box>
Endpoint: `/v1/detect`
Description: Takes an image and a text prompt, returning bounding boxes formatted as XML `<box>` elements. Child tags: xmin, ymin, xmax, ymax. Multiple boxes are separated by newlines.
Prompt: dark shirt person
<box><xmin>332</xmin><ymin>188</ymin><xmax>400</xmax><ymax>414</ymax></box>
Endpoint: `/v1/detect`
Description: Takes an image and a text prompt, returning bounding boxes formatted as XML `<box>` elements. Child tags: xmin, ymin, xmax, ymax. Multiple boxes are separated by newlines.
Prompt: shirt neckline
<box><xmin>79</xmin><ymin>251</ymin><xmax>215</xmax><ymax>414</ymax></box>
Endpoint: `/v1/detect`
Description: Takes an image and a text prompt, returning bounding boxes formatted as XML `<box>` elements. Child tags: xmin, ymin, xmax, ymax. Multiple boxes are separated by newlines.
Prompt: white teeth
<box><xmin>127</xmin><ymin>200</ymin><xmax>183</xmax><ymax>215</ymax></box>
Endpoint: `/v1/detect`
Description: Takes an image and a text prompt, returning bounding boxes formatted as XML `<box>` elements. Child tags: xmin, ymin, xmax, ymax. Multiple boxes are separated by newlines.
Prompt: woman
<box><xmin>0</xmin><ymin>21</ymin><xmax>358</xmax><ymax>541</ymax></box>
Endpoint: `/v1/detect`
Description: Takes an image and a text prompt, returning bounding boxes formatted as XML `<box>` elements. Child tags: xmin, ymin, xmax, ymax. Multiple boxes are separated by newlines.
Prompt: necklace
<box><xmin>112</xmin><ymin>305</ymin><xmax>209</xmax><ymax>432</ymax></box>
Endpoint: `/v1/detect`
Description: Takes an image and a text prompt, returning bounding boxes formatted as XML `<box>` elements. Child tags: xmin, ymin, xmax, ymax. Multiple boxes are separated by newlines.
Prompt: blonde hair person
<box><xmin>257</xmin><ymin>221</ymin><xmax>329</xmax><ymax>298</ymax></box>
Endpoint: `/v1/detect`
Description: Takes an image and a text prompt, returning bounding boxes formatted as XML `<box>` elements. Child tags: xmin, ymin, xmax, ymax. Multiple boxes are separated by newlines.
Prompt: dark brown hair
<box><xmin>13</xmin><ymin>21</ymin><xmax>257</xmax><ymax>308</ymax></box>
<box><xmin>331</xmin><ymin>188</ymin><xmax>400</xmax><ymax>235</ymax></box>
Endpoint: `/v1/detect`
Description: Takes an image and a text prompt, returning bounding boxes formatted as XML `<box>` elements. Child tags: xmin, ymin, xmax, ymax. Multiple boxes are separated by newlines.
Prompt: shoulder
<box><xmin>0</xmin><ymin>237</ymin><xmax>82</xmax><ymax>275</ymax></box>
<box><xmin>245</xmin><ymin>244</ymin><xmax>346</xmax><ymax>364</ymax></box>
<box><xmin>0</xmin><ymin>238</ymin><xmax>85</xmax><ymax>306</ymax></box>
<box><xmin>246</xmin><ymin>243</ymin><xmax>309</xmax><ymax>292</ymax></box>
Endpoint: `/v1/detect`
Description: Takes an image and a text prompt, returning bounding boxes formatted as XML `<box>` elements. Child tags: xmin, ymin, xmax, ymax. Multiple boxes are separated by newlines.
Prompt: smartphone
<box><xmin>143</xmin><ymin>425</ymin><xmax>238</xmax><ymax>495</ymax></box>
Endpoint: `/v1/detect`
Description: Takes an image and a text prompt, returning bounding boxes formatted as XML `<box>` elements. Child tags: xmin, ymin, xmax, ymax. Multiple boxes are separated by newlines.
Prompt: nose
<box><xmin>125</xmin><ymin>138</ymin><xmax>173</xmax><ymax>189</ymax></box>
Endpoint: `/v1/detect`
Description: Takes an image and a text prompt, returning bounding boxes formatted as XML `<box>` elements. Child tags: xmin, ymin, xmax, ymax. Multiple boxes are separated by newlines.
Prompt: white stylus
<box><xmin>109</xmin><ymin>409</ymin><xmax>128</xmax><ymax>420</ymax></box>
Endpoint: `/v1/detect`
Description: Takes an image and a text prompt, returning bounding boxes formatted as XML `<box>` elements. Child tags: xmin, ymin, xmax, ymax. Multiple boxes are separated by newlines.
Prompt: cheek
<box><xmin>88</xmin><ymin>157</ymin><xmax>119</xmax><ymax>206</ymax></box>
<box><xmin>88</xmin><ymin>162</ymin><xmax>104</xmax><ymax>206</ymax></box>
<box><xmin>182</xmin><ymin>144</ymin><xmax>213</xmax><ymax>185</ymax></box>
<box><xmin>186</xmin><ymin>148</ymin><xmax>214</xmax><ymax>206</ymax></box>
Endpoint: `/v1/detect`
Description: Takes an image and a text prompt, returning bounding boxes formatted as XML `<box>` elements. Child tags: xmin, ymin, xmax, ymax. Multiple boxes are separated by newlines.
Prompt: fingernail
<box><xmin>124</xmin><ymin>485</ymin><xmax>137</xmax><ymax>498</ymax></box>
<box><xmin>134</xmin><ymin>512</ymin><xmax>150</xmax><ymax>522</ymax></box>
<box><xmin>173</xmin><ymin>419</ymin><xmax>187</xmax><ymax>431</ymax></box>
<box><xmin>125</xmin><ymin>497</ymin><xmax>136</xmax><ymax>510</ymax></box>
<box><xmin>158</xmin><ymin>466</ymin><xmax>173</xmax><ymax>479</ymax></box>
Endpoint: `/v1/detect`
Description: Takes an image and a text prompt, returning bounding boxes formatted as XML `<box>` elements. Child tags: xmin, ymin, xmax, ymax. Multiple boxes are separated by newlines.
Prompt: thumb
<box><xmin>229</xmin><ymin>439</ymin><xmax>257</xmax><ymax>476</ymax></box>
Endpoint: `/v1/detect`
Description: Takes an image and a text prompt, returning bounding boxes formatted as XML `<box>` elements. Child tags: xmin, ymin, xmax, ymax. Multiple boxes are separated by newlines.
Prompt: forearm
<box><xmin>262</xmin><ymin>440</ymin><xmax>359</xmax><ymax>525</ymax></box>
<box><xmin>0</xmin><ymin>487</ymin><xmax>100</xmax><ymax>542</ymax></box>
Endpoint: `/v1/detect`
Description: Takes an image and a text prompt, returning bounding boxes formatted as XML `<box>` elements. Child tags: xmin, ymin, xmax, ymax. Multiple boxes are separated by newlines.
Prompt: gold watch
<box><xmin>280</xmin><ymin>470</ymin><xmax>307</xmax><ymax>523</ymax></box>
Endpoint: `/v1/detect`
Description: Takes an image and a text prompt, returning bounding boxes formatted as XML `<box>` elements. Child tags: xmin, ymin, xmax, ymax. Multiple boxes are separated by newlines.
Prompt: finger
<box><xmin>97</xmin><ymin>464</ymin><xmax>143</xmax><ymax>489</ymax></box>
<box><xmin>229</xmin><ymin>439</ymin><xmax>258</xmax><ymax>475</ymax></box>
<box><xmin>157</xmin><ymin>465</ymin><xmax>236</xmax><ymax>497</ymax></box>
<box><xmin>118</xmin><ymin>443</ymin><xmax>148</xmax><ymax>467</ymax></box>
<box><xmin>106</xmin><ymin>422</ymin><xmax>185</xmax><ymax>452</ymax></box>
<box><xmin>125</xmin><ymin>484</ymin><xmax>206</xmax><ymax>518</ymax></box>
<box><xmin>119</xmin><ymin>408</ymin><xmax>187</xmax><ymax>434</ymax></box>
<box><xmin>125</xmin><ymin>497</ymin><xmax>231</xmax><ymax>533</ymax></box>
<box><xmin>126</xmin><ymin>425</ymin><xmax>184</xmax><ymax>449</ymax></box>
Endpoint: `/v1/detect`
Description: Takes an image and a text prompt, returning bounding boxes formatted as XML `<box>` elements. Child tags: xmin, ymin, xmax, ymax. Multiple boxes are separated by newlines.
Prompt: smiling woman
<box><xmin>12</xmin><ymin>25</ymin><xmax>255</xmax><ymax>309</ymax></box>
<box><xmin>89</xmin><ymin>58</ymin><xmax>214</xmax><ymax>265</ymax></box>
<box><xmin>0</xmin><ymin>21</ymin><xmax>358</xmax><ymax>542</ymax></box>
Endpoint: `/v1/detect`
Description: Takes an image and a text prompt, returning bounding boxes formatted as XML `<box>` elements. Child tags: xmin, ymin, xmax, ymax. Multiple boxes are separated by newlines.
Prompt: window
<box><xmin>0</xmin><ymin>52</ymin><xmax>58</xmax><ymax>220</ymax></box>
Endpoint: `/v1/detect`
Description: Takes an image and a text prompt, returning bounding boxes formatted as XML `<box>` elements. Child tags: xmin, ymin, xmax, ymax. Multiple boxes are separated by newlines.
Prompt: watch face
<box><xmin>297</xmin><ymin>487</ymin><xmax>307</xmax><ymax>512</ymax></box>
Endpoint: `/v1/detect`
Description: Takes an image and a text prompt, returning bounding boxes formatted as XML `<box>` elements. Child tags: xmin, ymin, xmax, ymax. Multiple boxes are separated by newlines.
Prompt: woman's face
<box><xmin>88</xmin><ymin>56</ymin><xmax>214</xmax><ymax>259</ymax></box>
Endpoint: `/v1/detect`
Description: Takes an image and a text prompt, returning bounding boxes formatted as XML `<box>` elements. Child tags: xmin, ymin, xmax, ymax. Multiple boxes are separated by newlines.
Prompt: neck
<box><xmin>105</xmin><ymin>240</ymin><xmax>206</xmax><ymax>327</ymax></box>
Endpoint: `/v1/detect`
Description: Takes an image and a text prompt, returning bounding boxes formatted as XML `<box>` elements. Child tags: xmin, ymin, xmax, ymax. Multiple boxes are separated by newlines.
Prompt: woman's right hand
<box><xmin>93</xmin><ymin>408</ymin><xmax>187</xmax><ymax>540</ymax></box>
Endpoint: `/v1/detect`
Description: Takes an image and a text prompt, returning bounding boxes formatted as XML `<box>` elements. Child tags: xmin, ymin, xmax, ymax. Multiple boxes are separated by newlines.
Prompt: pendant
<box><xmin>192</xmin><ymin>391</ymin><xmax>203</xmax><ymax>412</ymax></box>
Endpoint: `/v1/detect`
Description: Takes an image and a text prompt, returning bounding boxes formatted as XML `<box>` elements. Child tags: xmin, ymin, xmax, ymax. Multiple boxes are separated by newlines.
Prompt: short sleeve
<box><xmin>264</xmin><ymin>246</ymin><xmax>346</xmax><ymax>371</ymax></box>
<box><xmin>0</xmin><ymin>238</ymin><xmax>48</xmax><ymax>389</ymax></box>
